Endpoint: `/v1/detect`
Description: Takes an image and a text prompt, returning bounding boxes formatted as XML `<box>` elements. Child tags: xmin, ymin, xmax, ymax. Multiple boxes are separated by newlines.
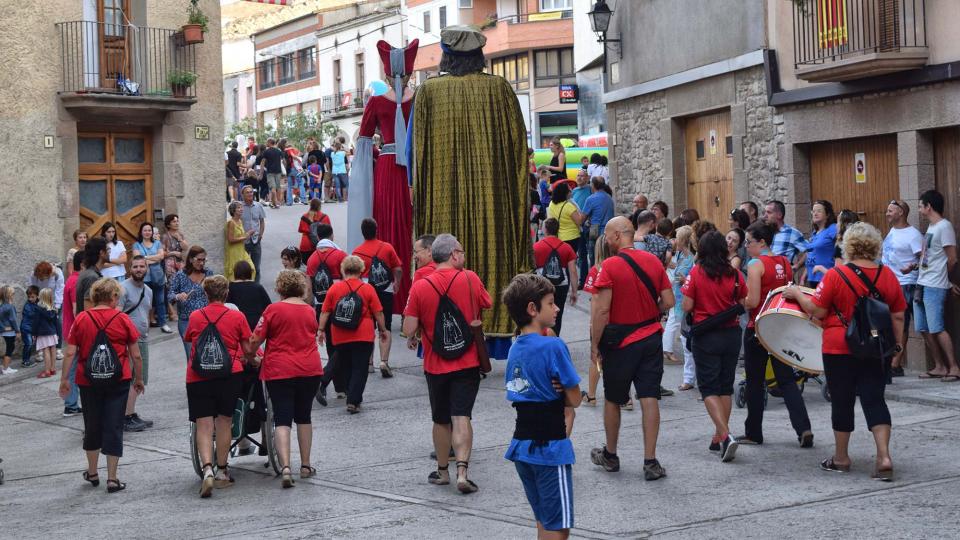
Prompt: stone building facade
<box><xmin>0</xmin><ymin>0</ymin><xmax>225</xmax><ymax>299</ymax></box>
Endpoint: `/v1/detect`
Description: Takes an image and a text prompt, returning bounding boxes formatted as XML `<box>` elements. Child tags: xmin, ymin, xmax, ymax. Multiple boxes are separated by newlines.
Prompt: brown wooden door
<box><xmin>98</xmin><ymin>0</ymin><xmax>131</xmax><ymax>89</ymax></box>
<box><xmin>77</xmin><ymin>131</ymin><xmax>152</xmax><ymax>250</ymax></box>
<box><xmin>933</xmin><ymin>127</ymin><xmax>960</xmax><ymax>364</ymax></box>
<box><xmin>685</xmin><ymin>111</ymin><xmax>734</xmax><ymax>227</ymax></box>
<box><xmin>809</xmin><ymin>135</ymin><xmax>899</xmax><ymax>234</ymax></box>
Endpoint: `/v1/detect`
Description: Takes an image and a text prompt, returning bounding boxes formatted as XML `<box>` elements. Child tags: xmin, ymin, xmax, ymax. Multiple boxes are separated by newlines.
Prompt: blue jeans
<box><xmin>21</xmin><ymin>333</ymin><xmax>34</xmax><ymax>363</ymax></box>
<box><xmin>178</xmin><ymin>317</ymin><xmax>191</xmax><ymax>360</ymax></box>
<box><xmin>286</xmin><ymin>173</ymin><xmax>307</xmax><ymax>205</ymax></box>
<box><xmin>333</xmin><ymin>173</ymin><xmax>349</xmax><ymax>200</ymax></box>
<box><xmin>147</xmin><ymin>280</ymin><xmax>167</xmax><ymax>326</ymax></box>
<box><xmin>64</xmin><ymin>352</ymin><xmax>80</xmax><ymax>409</ymax></box>
<box><xmin>577</xmin><ymin>227</ymin><xmax>592</xmax><ymax>288</ymax></box>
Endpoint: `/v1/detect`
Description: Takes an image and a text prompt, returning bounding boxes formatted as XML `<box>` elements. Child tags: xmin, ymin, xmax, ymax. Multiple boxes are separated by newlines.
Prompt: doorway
<box><xmin>684</xmin><ymin>110</ymin><xmax>733</xmax><ymax>227</ymax></box>
<box><xmin>98</xmin><ymin>0</ymin><xmax>132</xmax><ymax>88</ymax></box>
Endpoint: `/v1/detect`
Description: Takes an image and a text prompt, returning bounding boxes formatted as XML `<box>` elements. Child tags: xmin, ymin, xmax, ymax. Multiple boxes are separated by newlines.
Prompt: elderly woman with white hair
<box><xmin>784</xmin><ymin>222</ymin><xmax>906</xmax><ymax>481</ymax></box>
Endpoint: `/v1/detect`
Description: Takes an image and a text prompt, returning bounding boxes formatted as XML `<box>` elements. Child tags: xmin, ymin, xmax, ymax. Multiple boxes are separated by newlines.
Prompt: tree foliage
<box><xmin>225</xmin><ymin>112</ymin><xmax>339</xmax><ymax>150</ymax></box>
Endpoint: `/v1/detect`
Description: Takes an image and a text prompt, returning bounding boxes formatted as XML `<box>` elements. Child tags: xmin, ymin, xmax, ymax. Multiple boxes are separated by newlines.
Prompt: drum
<box><xmin>755</xmin><ymin>285</ymin><xmax>824</xmax><ymax>374</ymax></box>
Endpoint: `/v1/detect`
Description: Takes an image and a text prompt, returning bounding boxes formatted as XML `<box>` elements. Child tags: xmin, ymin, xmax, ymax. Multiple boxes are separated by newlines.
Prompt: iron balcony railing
<box><xmin>57</xmin><ymin>20</ymin><xmax>198</xmax><ymax>97</ymax></box>
<box><xmin>321</xmin><ymin>89</ymin><xmax>364</xmax><ymax>114</ymax></box>
<box><xmin>793</xmin><ymin>0</ymin><xmax>927</xmax><ymax>67</ymax></box>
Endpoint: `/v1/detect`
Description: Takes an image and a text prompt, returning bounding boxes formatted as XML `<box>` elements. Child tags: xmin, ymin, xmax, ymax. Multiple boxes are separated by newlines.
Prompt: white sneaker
<box><xmin>3</xmin><ymin>367</ymin><xmax>18</xmax><ymax>374</ymax></box>
<box><xmin>161</xmin><ymin>324</ymin><xmax>173</xmax><ymax>334</ymax></box>
<box><xmin>56</xmin><ymin>350</ymin><xmax>64</xmax><ymax>360</ymax></box>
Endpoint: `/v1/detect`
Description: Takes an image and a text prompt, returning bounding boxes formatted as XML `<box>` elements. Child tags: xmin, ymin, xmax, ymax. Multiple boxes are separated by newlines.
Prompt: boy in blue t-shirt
<box><xmin>502</xmin><ymin>274</ymin><xmax>582</xmax><ymax>538</ymax></box>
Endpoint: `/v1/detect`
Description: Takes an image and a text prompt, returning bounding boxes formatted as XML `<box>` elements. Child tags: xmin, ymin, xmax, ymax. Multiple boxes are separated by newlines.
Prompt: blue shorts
<box><xmin>514</xmin><ymin>461</ymin><xmax>574</xmax><ymax>531</ymax></box>
<box><xmin>914</xmin><ymin>285</ymin><xmax>947</xmax><ymax>334</ymax></box>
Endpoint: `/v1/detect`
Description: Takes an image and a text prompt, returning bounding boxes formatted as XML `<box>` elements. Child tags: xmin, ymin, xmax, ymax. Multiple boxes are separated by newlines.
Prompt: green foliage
<box><xmin>225</xmin><ymin>112</ymin><xmax>339</xmax><ymax>150</ymax></box>
<box><xmin>187</xmin><ymin>0</ymin><xmax>209</xmax><ymax>33</ymax></box>
<box><xmin>167</xmin><ymin>69</ymin><xmax>198</xmax><ymax>86</ymax></box>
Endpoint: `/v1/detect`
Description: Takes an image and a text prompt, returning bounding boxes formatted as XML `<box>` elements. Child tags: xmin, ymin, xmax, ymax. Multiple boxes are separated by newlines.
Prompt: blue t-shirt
<box><xmin>331</xmin><ymin>151</ymin><xmax>347</xmax><ymax>174</ymax></box>
<box><xmin>504</xmin><ymin>333</ymin><xmax>580</xmax><ymax>466</ymax></box>
<box><xmin>571</xmin><ymin>186</ymin><xmax>591</xmax><ymax>212</ymax></box>
<box><xmin>581</xmin><ymin>191</ymin><xmax>615</xmax><ymax>233</ymax></box>
<box><xmin>805</xmin><ymin>223</ymin><xmax>837</xmax><ymax>283</ymax></box>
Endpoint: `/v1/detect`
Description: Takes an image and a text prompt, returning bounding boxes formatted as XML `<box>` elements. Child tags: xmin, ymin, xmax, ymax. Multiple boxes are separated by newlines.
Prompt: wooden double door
<box><xmin>685</xmin><ymin>111</ymin><xmax>734</xmax><ymax>227</ymax></box>
<box><xmin>77</xmin><ymin>130</ymin><xmax>153</xmax><ymax>248</ymax></box>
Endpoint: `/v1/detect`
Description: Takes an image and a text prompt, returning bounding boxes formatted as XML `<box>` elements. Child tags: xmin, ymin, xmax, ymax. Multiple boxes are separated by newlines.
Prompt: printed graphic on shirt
<box><xmin>505</xmin><ymin>366</ymin><xmax>531</xmax><ymax>394</ymax></box>
<box><xmin>773</xmin><ymin>260</ymin><xmax>787</xmax><ymax>281</ymax></box>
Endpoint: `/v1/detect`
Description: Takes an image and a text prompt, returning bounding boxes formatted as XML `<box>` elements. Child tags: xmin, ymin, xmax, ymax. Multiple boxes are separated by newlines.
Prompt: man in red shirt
<box><xmin>589</xmin><ymin>216</ymin><xmax>674</xmax><ymax>481</ymax></box>
<box><xmin>533</xmin><ymin>218</ymin><xmax>578</xmax><ymax>336</ymax></box>
<box><xmin>403</xmin><ymin>233</ymin><xmax>492</xmax><ymax>494</ymax></box>
<box><xmin>353</xmin><ymin>218</ymin><xmax>403</xmax><ymax>377</ymax></box>
<box><xmin>413</xmin><ymin>234</ymin><xmax>437</xmax><ymax>283</ymax></box>
<box><xmin>306</xmin><ymin>222</ymin><xmax>349</xmax><ymax>403</ymax></box>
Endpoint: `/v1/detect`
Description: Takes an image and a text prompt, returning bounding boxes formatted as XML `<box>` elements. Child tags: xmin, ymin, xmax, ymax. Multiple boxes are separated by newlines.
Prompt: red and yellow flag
<box><xmin>818</xmin><ymin>0</ymin><xmax>848</xmax><ymax>49</ymax></box>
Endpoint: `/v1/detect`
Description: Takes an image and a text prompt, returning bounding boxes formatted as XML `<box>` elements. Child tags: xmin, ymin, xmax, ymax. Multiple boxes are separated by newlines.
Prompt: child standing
<box><xmin>20</xmin><ymin>286</ymin><xmax>40</xmax><ymax>367</ymax></box>
<box><xmin>0</xmin><ymin>285</ymin><xmax>19</xmax><ymax>374</ymax></box>
<box><xmin>502</xmin><ymin>274</ymin><xmax>582</xmax><ymax>539</ymax></box>
<box><xmin>34</xmin><ymin>288</ymin><xmax>59</xmax><ymax>378</ymax></box>
<box><xmin>306</xmin><ymin>155</ymin><xmax>322</xmax><ymax>202</ymax></box>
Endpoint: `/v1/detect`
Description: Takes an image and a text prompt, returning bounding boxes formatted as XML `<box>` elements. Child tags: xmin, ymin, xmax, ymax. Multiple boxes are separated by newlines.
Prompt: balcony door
<box><xmin>77</xmin><ymin>130</ymin><xmax>153</xmax><ymax>249</ymax></box>
<box><xmin>98</xmin><ymin>0</ymin><xmax>131</xmax><ymax>88</ymax></box>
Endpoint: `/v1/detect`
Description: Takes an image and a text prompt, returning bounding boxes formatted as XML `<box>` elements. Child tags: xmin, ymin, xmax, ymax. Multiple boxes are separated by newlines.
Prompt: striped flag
<box><xmin>818</xmin><ymin>0</ymin><xmax>848</xmax><ymax>49</ymax></box>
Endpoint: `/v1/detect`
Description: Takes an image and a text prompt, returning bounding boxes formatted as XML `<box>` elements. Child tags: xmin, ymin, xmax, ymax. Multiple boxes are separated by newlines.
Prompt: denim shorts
<box><xmin>900</xmin><ymin>284</ymin><xmax>915</xmax><ymax>328</ymax></box>
<box><xmin>914</xmin><ymin>285</ymin><xmax>947</xmax><ymax>333</ymax></box>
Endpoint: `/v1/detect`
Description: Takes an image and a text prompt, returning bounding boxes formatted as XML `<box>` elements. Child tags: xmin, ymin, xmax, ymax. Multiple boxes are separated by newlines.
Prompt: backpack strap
<box><xmin>845</xmin><ymin>262</ymin><xmax>884</xmax><ymax>300</ymax></box>
<box><xmin>90</xmin><ymin>310</ymin><xmax>122</xmax><ymax>332</ymax></box>
<box><xmin>200</xmin><ymin>306</ymin><xmax>229</xmax><ymax>326</ymax></box>
<box><xmin>123</xmin><ymin>287</ymin><xmax>146</xmax><ymax>315</ymax></box>
<box><xmin>617</xmin><ymin>252</ymin><xmax>659</xmax><ymax>306</ymax></box>
<box><xmin>831</xmin><ymin>266</ymin><xmax>861</xmax><ymax>328</ymax></box>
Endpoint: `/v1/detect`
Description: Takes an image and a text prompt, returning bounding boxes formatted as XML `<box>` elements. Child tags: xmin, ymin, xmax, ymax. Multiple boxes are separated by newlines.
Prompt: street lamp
<box><xmin>588</xmin><ymin>0</ymin><xmax>621</xmax><ymax>74</ymax></box>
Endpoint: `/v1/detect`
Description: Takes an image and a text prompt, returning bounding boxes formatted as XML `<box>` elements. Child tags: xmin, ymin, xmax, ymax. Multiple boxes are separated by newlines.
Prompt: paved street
<box><xmin>2</xmin><ymin>203</ymin><xmax>959</xmax><ymax>539</ymax></box>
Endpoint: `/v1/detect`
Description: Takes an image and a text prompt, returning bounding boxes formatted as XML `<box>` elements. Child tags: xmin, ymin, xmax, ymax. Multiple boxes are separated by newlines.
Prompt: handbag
<box><xmin>686</xmin><ymin>275</ymin><xmax>745</xmax><ymax>337</ymax></box>
<box><xmin>466</xmin><ymin>271</ymin><xmax>492</xmax><ymax>374</ymax></box>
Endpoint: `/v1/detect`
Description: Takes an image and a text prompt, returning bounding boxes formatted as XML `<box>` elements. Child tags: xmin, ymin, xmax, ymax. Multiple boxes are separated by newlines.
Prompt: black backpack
<box><xmin>539</xmin><ymin>242</ymin><xmax>566</xmax><ymax>286</ymax></box>
<box><xmin>191</xmin><ymin>309</ymin><xmax>232</xmax><ymax>379</ymax></box>
<box><xmin>366</xmin><ymin>245</ymin><xmax>393</xmax><ymax>292</ymax></box>
<box><xmin>85</xmin><ymin>311</ymin><xmax>123</xmax><ymax>388</ymax></box>
<box><xmin>426</xmin><ymin>272</ymin><xmax>474</xmax><ymax>360</ymax></box>
<box><xmin>332</xmin><ymin>282</ymin><xmax>364</xmax><ymax>330</ymax></box>
<box><xmin>312</xmin><ymin>251</ymin><xmax>335</xmax><ymax>302</ymax></box>
<box><xmin>303</xmin><ymin>215</ymin><xmax>328</xmax><ymax>247</ymax></box>
<box><xmin>834</xmin><ymin>263</ymin><xmax>895</xmax><ymax>361</ymax></box>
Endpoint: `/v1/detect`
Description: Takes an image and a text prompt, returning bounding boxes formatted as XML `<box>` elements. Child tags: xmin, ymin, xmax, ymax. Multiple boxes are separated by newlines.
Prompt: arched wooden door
<box><xmin>78</xmin><ymin>131</ymin><xmax>152</xmax><ymax>249</ymax></box>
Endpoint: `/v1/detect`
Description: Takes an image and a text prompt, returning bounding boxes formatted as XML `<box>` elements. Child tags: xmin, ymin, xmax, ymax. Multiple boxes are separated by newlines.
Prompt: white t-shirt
<box><xmin>917</xmin><ymin>219</ymin><xmax>957</xmax><ymax>289</ymax></box>
<box><xmin>881</xmin><ymin>225</ymin><xmax>923</xmax><ymax>285</ymax></box>
<box><xmin>101</xmin><ymin>241</ymin><xmax>127</xmax><ymax>279</ymax></box>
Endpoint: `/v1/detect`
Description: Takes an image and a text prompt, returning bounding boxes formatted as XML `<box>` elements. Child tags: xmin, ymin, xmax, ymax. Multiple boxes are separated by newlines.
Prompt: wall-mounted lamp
<box><xmin>588</xmin><ymin>0</ymin><xmax>621</xmax><ymax>73</ymax></box>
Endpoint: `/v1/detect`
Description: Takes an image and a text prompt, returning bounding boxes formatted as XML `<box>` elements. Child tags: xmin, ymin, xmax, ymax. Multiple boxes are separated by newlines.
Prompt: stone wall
<box><xmin>736</xmin><ymin>66</ymin><xmax>786</xmax><ymax>206</ymax></box>
<box><xmin>609</xmin><ymin>92</ymin><xmax>666</xmax><ymax>214</ymax></box>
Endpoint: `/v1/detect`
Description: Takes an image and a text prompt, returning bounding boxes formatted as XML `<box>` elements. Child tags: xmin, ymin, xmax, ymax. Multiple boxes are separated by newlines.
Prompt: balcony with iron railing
<box><xmin>56</xmin><ymin>21</ymin><xmax>199</xmax><ymax>115</ymax></box>
<box><xmin>792</xmin><ymin>0</ymin><xmax>928</xmax><ymax>82</ymax></box>
<box><xmin>320</xmin><ymin>89</ymin><xmax>364</xmax><ymax>116</ymax></box>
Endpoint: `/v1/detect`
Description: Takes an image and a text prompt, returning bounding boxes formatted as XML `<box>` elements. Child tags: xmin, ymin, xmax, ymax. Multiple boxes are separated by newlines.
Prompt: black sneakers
<box><xmin>62</xmin><ymin>407</ymin><xmax>82</xmax><ymax>417</ymax></box>
<box><xmin>130</xmin><ymin>413</ymin><xmax>153</xmax><ymax>428</ymax></box>
<box><xmin>709</xmin><ymin>438</ymin><xmax>721</xmax><ymax>452</ymax></box>
<box><xmin>799</xmin><ymin>431</ymin><xmax>814</xmax><ymax>448</ymax></box>
<box><xmin>643</xmin><ymin>459</ymin><xmax>666</xmax><ymax>481</ymax></box>
<box><xmin>720</xmin><ymin>434</ymin><xmax>739</xmax><ymax>462</ymax></box>
<box><xmin>123</xmin><ymin>415</ymin><xmax>147</xmax><ymax>432</ymax></box>
<box><xmin>590</xmin><ymin>446</ymin><xmax>621</xmax><ymax>472</ymax></box>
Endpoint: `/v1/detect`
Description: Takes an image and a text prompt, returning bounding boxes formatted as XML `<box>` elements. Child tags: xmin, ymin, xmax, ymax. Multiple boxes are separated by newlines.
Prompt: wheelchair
<box><xmin>736</xmin><ymin>355</ymin><xmax>830</xmax><ymax>409</ymax></box>
<box><xmin>189</xmin><ymin>373</ymin><xmax>282</xmax><ymax>478</ymax></box>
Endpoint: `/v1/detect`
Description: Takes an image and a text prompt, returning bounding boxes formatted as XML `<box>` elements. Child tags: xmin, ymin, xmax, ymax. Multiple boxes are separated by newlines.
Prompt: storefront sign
<box><xmin>559</xmin><ymin>84</ymin><xmax>579</xmax><ymax>104</ymax></box>
<box><xmin>855</xmin><ymin>152</ymin><xmax>866</xmax><ymax>183</ymax></box>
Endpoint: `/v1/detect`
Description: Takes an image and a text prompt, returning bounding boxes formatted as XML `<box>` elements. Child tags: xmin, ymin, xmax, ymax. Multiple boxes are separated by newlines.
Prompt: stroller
<box><xmin>736</xmin><ymin>355</ymin><xmax>830</xmax><ymax>409</ymax></box>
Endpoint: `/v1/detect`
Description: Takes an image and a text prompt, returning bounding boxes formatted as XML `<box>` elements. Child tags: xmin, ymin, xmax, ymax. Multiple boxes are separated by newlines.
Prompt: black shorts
<box><xmin>377</xmin><ymin>291</ymin><xmax>394</xmax><ymax>330</ymax></box>
<box><xmin>266</xmin><ymin>376</ymin><xmax>322</xmax><ymax>427</ymax></box>
<box><xmin>601</xmin><ymin>332</ymin><xmax>663</xmax><ymax>404</ymax></box>
<box><xmin>80</xmin><ymin>381</ymin><xmax>130</xmax><ymax>457</ymax></box>
<box><xmin>691</xmin><ymin>326</ymin><xmax>742</xmax><ymax>398</ymax></box>
<box><xmin>186</xmin><ymin>373</ymin><xmax>244</xmax><ymax>422</ymax></box>
<box><xmin>3</xmin><ymin>336</ymin><xmax>14</xmax><ymax>357</ymax></box>
<box><xmin>425</xmin><ymin>368</ymin><xmax>480</xmax><ymax>424</ymax></box>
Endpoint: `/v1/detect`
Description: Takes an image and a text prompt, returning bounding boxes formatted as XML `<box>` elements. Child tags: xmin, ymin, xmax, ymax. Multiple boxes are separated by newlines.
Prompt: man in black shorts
<box><xmin>590</xmin><ymin>216</ymin><xmax>674</xmax><ymax>481</ymax></box>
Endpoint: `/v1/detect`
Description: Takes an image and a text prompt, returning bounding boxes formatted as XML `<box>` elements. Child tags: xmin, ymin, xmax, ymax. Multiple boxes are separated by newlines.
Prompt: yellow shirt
<box><xmin>548</xmin><ymin>200</ymin><xmax>581</xmax><ymax>242</ymax></box>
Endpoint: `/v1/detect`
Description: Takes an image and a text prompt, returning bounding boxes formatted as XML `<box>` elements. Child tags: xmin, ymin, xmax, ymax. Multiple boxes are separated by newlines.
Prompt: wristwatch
<box><xmin>894</xmin><ymin>344</ymin><xmax>904</xmax><ymax>353</ymax></box>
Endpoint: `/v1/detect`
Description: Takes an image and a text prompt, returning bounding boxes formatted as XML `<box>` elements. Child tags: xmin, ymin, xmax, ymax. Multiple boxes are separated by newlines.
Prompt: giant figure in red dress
<box><xmin>346</xmin><ymin>39</ymin><xmax>419</xmax><ymax>313</ymax></box>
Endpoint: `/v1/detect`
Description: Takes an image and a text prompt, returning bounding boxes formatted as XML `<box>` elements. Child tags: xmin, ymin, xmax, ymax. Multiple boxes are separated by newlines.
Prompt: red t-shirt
<box><xmin>353</xmin><ymin>239</ymin><xmax>402</xmax><ymax>291</ymax></box>
<box><xmin>298</xmin><ymin>212</ymin><xmax>331</xmax><ymax>253</ymax></box>
<box><xmin>413</xmin><ymin>261</ymin><xmax>437</xmax><ymax>283</ymax></box>
<box><xmin>62</xmin><ymin>273</ymin><xmax>78</xmax><ymax>336</ymax></box>
<box><xmin>583</xmin><ymin>266</ymin><xmax>600</xmax><ymax>294</ymax></box>
<box><xmin>681</xmin><ymin>265</ymin><xmax>747</xmax><ymax>326</ymax></box>
<box><xmin>306</xmin><ymin>247</ymin><xmax>347</xmax><ymax>281</ymax></box>
<box><xmin>321</xmin><ymin>278</ymin><xmax>383</xmax><ymax>345</ymax></box>
<box><xmin>404</xmin><ymin>267</ymin><xmax>492</xmax><ymax>374</ymax></box>
<box><xmin>811</xmin><ymin>264</ymin><xmax>907</xmax><ymax>355</ymax></box>
<box><xmin>592</xmin><ymin>248</ymin><xmax>671</xmax><ymax>347</ymax></box>
<box><xmin>253</xmin><ymin>302</ymin><xmax>323</xmax><ymax>381</ymax></box>
<box><xmin>67</xmin><ymin>308</ymin><xmax>140</xmax><ymax>386</ymax></box>
<box><xmin>183</xmin><ymin>303</ymin><xmax>253</xmax><ymax>384</ymax></box>
<box><xmin>747</xmin><ymin>254</ymin><xmax>792</xmax><ymax>328</ymax></box>
<box><xmin>533</xmin><ymin>237</ymin><xmax>577</xmax><ymax>284</ymax></box>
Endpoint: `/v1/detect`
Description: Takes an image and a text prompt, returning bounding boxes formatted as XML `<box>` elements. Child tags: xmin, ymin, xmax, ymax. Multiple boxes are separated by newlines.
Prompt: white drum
<box><xmin>754</xmin><ymin>285</ymin><xmax>824</xmax><ymax>374</ymax></box>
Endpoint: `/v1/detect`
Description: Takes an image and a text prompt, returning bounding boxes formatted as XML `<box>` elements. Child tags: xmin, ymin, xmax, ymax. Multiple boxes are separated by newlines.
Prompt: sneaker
<box><xmin>2</xmin><ymin>367</ymin><xmax>18</xmax><ymax>374</ymax></box>
<box><xmin>659</xmin><ymin>386</ymin><xmax>675</xmax><ymax>397</ymax></box>
<box><xmin>315</xmin><ymin>384</ymin><xmax>328</xmax><ymax>407</ymax></box>
<box><xmin>708</xmin><ymin>436</ymin><xmax>721</xmax><ymax>453</ymax></box>
<box><xmin>131</xmin><ymin>413</ymin><xmax>153</xmax><ymax>428</ymax></box>
<box><xmin>620</xmin><ymin>399</ymin><xmax>634</xmax><ymax>411</ymax></box>
<box><xmin>590</xmin><ymin>446</ymin><xmax>620</xmax><ymax>472</ymax></box>
<box><xmin>890</xmin><ymin>366</ymin><xmax>905</xmax><ymax>377</ymax></box>
<box><xmin>720</xmin><ymin>434</ymin><xmax>739</xmax><ymax>462</ymax></box>
<box><xmin>735</xmin><ymin>435</ymin><xmax>762</xmax><ymax>445</ymax></box>
<box><xmin>161</xmin><ymin>324</ymin><xmax>173</xmax><ymax>334</ymax></box>
<box><xmin>62</xmin><ymin>407</ymin><xmax>82</xmax><ymax>417</ymax></box>
<box><xmin>643</xmin><ymin>459</ymin><xmax>666</xmax><ymax>481</ymax></box>
<box><xmin>123</xmin><ymin>415</ymin><xmax>147</xmax><ymax>433</ymax></box>
<box><xmin>56</xmin><ymin>350</ymin><xmax>64</xmax><ymax>360</ymax></box>
<box><xmin>20</xmin><ymin>361</ymin><xmax>36</xmax><ymax>368</ymax></box>
<box><xmin>799</xmin><ymin>431</ymin><xmax>814</xmax><ymax>448</ymax></box>
<box><xmin>336</xmin><ymin>392</ymin><xmax>346</xmax><ymax>400</ymax></box>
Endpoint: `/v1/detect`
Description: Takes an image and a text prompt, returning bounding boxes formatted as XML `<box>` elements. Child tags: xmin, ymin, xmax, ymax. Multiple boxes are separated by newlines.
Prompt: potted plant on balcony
<box><xmin>182</xmin><ymin>0</ymin><xmax>208</xmax><ymax>44</ymax></box>
<box><xmin>168</xmin><ymin>70</ymin><xmax>198</xmax><ymax>98</ymax></box>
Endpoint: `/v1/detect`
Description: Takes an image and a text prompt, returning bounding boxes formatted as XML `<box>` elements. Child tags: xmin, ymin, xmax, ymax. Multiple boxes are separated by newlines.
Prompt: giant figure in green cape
<box><xmin>410</xmin><ymin>26</ymin><xmax>531</xmax><ymax>344</ymax></box>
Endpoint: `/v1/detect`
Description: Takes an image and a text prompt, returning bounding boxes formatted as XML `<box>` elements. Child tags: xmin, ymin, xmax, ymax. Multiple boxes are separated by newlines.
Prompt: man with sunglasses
<box><xmin>882</xmin><ymin>199</ymin><xmax>923</xmax><ymax>377</ymax></box>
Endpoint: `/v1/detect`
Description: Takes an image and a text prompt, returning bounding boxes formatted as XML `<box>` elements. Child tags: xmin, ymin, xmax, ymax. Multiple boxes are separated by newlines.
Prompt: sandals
<box><xmin>214</xmin><ymin>463</ymin><xmax>235</xmax><ymax>488</ymax></box>
<box><xmin>919</xmin><ymin>371</ymin><xmax>944</xmax><ymax>379</ymax></box>
<box><xmin>346</xmin><ymin>404</ymin><xmax>360</xmax><ymax>414</ymax></box>
<box><xmin>300</xmin><ymin>465</ymin><xmax>316</xmax><ymax>479</ymax></box>
<box><xmin>379</xmin><ymin>362</ymin><xmax>393</xmax><ymax>378</ymax></box>
<box><xmin>106</xmin><ymin>479</ymin><xmax>126</xmax><ymax>494</ymax></box>
<box><xmin>872</xmin><ymin>467</ymin><xmax>894</xmax><ymax>482</ymax></box>
<box><xmin>82</xmin><ymin>471</ymin><xmax>99</xmax><ymax>487</ymax></box>
<box><xmin>820</xmin><ymin>457</ymin><xmax>851</xmax><ymax>473</ymax></box>
<box><xmin>427</xmin><ymin>464</ymin><xmax>450</xmax><ymax>485</ymax></box>
<box><xmin>200</xmin><ymin>463</ymin><xmax>214</xmax><ymax>498</ymax></box>
<box><xmin>580</xmin><ymin>391</ymin><xmax>597</xmax><ymax>406</ymax></box>
<box><xmin>455</xmin><ymin>461</ymin><xmax>479</xmax><ymax>494</ymax></box>
<box><xmin>678</xmin><ymin>383</ymin><xmax>695</xmax><ymax>391</ymax></box>
<box><xmin>281</xmin><ymin>466</ymin><xmax>295</xmax><ymax>488</ymax></box>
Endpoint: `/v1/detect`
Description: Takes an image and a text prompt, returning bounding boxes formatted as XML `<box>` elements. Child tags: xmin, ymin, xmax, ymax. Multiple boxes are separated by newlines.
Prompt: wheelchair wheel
<box><xmin>821</xmin><ymin>378</ymin><xmax>831</xmax><ymax>402</ymax></box>
<box><xmin>262</xmin><ymin>383</ymin><xmax>282</xmax><ymax>475</ymax></box>
<box><xmin>189</xmin><ymin>422</ymin><xmax>203</xmax><ymax>479</ymax></box>
<box><xmin>735</xmin><ymin>382</ymin><xmax>747</xmax><ymax>409</ymax></box>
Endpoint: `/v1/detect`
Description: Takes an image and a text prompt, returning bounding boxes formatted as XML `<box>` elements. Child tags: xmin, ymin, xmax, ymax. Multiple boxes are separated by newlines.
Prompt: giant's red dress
<box><xmin>358</xmin><ymin>95</ymin><xmax>413</xmax><ymax>313</ymax></box>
